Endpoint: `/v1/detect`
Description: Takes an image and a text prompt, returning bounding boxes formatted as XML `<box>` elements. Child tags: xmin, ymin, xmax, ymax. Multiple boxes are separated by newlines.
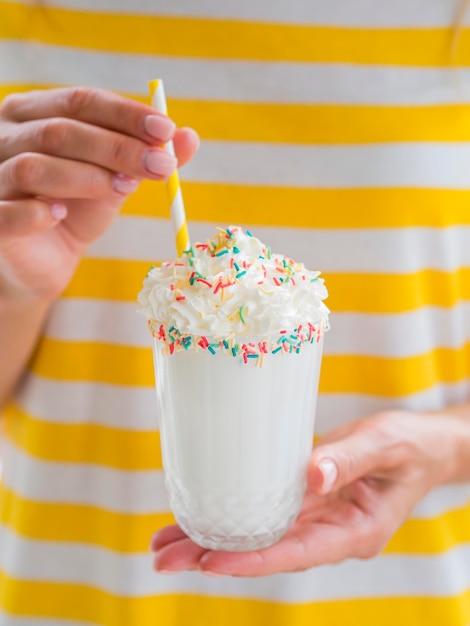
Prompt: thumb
<box><xmin>308</xmin><ymin>427</ymin><xmax>389</xmax><ymax>495</ymax></box>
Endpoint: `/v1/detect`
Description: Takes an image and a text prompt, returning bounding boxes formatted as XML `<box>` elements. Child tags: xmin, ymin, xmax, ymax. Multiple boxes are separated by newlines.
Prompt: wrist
<box><xmin>436</xmin><ymin>405</ymin><xmax>470</xmax><ymax>483</ymax></box>
<box><xmin>429</xmin><ymin>406</ymin><xmax>470</xmax><ymax>485</ymax></box>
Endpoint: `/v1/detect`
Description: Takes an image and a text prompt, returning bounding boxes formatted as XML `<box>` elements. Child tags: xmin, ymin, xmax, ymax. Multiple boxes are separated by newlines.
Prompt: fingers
<box><xmin>151</xmin><ymin>509</ymin><xmax>374</xmax><ymax>578</ymax></box>
<box><xmin>3</xmin><ymin>118</ymin><xmax>177</xmax><ymax>181</ymax></box>
<box><xmin>153</xmin><ymin>538</ymin><xmax>209</xmax><ymax>574</ymax></box>
<box><xmin>0</xmin><ymin>199</ymin><xmax>67</xmax><ymax>240</ymax></box>
<box><xmin>0</xmin><ymin>153</ymin><xmax>139</xmax><ymax>201</ymax></box>
<box><xmin>150</xmin><ymin>526</ymin><xmax>210</xmax><ymax>574</ymax></box>
<box><xmin>150</xmin><ymin>525</ymin><xmax>187</xmax><ymax>552</ymax></box>
<box><xmin>1</xmin><ymin>87</ymin><xmax>175</xmax><ymax>143</ymax></box>
<box><xmin>173</xmin><ymin>127</ymin><xmax>200</xmax><ymax>167</ymax></box>
<box><xmin>309</xmin><ymin>419</ymin><xmax>397</xmax><ymax>495</ymax></box>
<box><xmin>0</xmin><ymin>89</ymin><xmax>200</xmax><ymax>191</ymax></box>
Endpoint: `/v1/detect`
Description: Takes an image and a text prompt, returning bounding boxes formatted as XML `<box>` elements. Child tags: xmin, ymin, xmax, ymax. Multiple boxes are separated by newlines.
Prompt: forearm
<box><xmin>0</xmin><ymin>298</ymin><xmax>52</xmax><ymax>408</ymax></box>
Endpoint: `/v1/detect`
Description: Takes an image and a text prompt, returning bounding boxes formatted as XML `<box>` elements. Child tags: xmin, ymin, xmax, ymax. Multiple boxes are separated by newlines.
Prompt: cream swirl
<box><xmin>138</xmin><ymin>226</ymin><xmax>329</xmax><ymax>338</ymax></box>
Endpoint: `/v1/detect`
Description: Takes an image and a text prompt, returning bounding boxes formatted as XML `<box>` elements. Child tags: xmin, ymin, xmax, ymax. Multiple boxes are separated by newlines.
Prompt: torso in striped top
<box><xmin>0</xmin><ymin>0</ymin><xmax>470</xmax><ymax>624</ymax></box>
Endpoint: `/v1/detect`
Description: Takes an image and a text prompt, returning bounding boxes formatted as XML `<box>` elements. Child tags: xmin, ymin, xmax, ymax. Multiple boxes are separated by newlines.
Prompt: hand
<box><xmin>0</xmin><ymin>87</ymin><xmax>199</xmax><ymax>301</ymax></box>
<box><xmin>150</xmin><ymin>410</ymin><xmax>459</xmax><ymax>577</ymax></box>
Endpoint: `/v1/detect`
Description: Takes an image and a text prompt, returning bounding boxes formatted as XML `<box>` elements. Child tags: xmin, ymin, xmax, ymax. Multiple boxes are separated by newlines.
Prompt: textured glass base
<box><xmin>184</xmin><ymin>527</ymin><xmax>289</xmax><ymax>552</ymax></box>
<box><xmin>168</xmin><ymin>474</ymin><xmax>303</xmax><ymax>551</ymax></box>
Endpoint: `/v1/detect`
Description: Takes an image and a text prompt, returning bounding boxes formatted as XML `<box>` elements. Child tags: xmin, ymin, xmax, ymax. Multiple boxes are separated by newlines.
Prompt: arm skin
<box><xmin>0</xmin><ymin>298</ymin><xmax>50</xmax><ymax>406</ymax></box>
<box><xmin>0</xmin><ymin>86</ymin><xmax>199</xmax><ymax>408</ymax></box>
<box><xmin>150</xmin><ymin>405</ymin><xmax>470</xmax><ymax>577</ymax></box>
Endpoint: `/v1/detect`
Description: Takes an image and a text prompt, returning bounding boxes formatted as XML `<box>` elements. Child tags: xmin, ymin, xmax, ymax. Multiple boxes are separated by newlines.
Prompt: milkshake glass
<box><xmin>139</xmin><ymin>226</ymin><xmax>329</xmax><ymax>551</ymax></box>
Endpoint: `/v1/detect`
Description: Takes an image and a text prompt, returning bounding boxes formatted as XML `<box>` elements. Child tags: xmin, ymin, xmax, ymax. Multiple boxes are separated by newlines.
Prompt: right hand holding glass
<box><xmin>150</xmin><ymin>408</ymin><xmax>469</xmax><ymax>577</ymax></box>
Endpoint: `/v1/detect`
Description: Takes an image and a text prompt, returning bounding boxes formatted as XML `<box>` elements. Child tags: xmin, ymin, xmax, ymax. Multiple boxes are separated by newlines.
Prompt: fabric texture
<box><xmin>0</xmin><ymin>0</ymin><xmax>470</xmax><ymax>623</ymax></box>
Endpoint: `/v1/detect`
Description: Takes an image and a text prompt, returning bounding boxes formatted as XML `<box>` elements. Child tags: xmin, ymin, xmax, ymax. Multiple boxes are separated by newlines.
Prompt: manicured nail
<box><xmin>202</xmin><ymin>570</ymin><xmax>225</xmax><ymax>578</ymax></box>
<box><xmin>143</xmin><ymin>150</ymin><xmax>177</xmax><ymax>176</ymax></box>
<box><xmin>155</xmin><ymin>569</ymin><xmax>179</xmax><ymax>575</ymax></box>
<box><xmin>182</xmin><ymin>126</ymin><xmax>201</xmax><ymax>152</ymax></box>
<box><xmin>318</xmin><ymin>459</ymin><xmax>338</xmax><ymax>494</ymax></box>
<box><xmin>49</xmin><ymin>202</ymin><xmax>67</xmax><ymax>220</ymax></box>
<box><xmin>144</xmin><ymin>114</ymin><xmax>176</xmax><ymax>142</ymax></box>
<box><xmin>112</xmin><ymin>173</ymin><xmax>139</xmax><ymax>195</ymax></box>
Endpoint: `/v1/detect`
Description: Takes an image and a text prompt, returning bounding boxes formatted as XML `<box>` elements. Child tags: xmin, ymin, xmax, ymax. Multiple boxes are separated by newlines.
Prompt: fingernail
<box><xmin>49</xmin><ymin>202</ymin><xmax>67</xmax><ymax>220</ymax></box>
<box><xmin>202</xmin><ymin>570</ymin><xmax>225</xmax><ymax>578</ymax></box>
<box><xmin>182</xmin><ymin>126</ymin><xmax>201</xmax><ymax>152</ymax></box>
<box><xmin>143</xmin><ymin>150</ymin><xmax>177</xmax><ymax>177</ymax></box>
<box><xmin>155</xmin><ymin>569</ymin><xmax>179</xmax><ymax>575</ymax></box>
<box><xmin>318</xmin><ymin>459</ymin><xmax>338</xmax><ymax>494</ymax></box>
<box><xmin>149</xmin><ymin>531</ymin><xmax>161</xmax><ymax>551</ymax></box>
<box><xmin>144</xmin><ymin>115</ymin><xmax>176</xmax><ymax>142</ymax></box>
<box><xmin>112</xmin><ymin>173</ymin><xmax>139</xmax><ymax>195</ymax></box>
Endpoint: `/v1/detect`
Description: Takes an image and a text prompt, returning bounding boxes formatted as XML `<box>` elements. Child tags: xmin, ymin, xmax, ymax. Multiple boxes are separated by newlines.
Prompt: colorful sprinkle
<box><xmin>150</xmin><ymin>318</ymin><xmax>328</xmax><ymax>364</ymax></box>
<box><xmin>196</xmin><ymin>278</ymin><xmax>213</xmax><ymax>288</ymax></box>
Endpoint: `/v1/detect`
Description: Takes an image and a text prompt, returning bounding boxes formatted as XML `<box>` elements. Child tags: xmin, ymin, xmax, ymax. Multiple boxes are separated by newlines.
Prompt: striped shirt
<box><xmin>1</xmin><ymin>0</ymin><xmax>470</xmax><ymax>624</ymax></box>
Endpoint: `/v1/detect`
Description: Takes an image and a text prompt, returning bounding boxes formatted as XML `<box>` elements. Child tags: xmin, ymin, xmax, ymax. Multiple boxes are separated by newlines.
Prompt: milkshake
<box><xmin>139</xmin><ymin>226</ymin><xmax>329</xmax><ymax>551</ymax></box>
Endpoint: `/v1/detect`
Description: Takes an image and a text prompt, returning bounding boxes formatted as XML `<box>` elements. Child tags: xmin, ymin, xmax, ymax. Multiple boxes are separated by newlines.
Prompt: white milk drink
<box><xmin>139</xmin><ymin>226</ymin><xmax>329</xmax><ymax>551</ymax></box>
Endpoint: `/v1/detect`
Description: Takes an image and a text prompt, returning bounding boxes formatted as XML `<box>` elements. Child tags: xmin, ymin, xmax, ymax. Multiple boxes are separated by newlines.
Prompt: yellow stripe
<box><xmin>4</xmin><ymin>406</ymin><xmax>469</xmax><ymax>552</ymax></box>
<box><xmin>62</xmin><ymin>258</ymin><xmax>151</xmax><ymax>300</ymax></box>
<box><xmin>168</xmin><ymin>101</ymin><xmax>470</xmax><ymax>144</ymax></box>
<box><xmin>1</xmin><ymin>478</ymin><xmax>469</xmax><ymax>555</ymax></box>
<box><xmin>326</xmin><ymin>269</ymin><xmax>470</xmax><ymax>314</ymax></box>
<box><xmin>64</xmin><ymin>258</ymin><xmax>470</xmax><ymax>313</ymax></box>
<box><xmin>3</xmin><ymin>81</ymin><xmax>470</xmax><ymax>145</ymax></box>
<box><xmin>31</xmin><ymin>338</ymin><xmax>154</xmax><ymax>386</ymax></box>
<box><xmin>0</xmin><ymin>570</ymin><xmax>468</xmax><ymax>625</ymax></box>
<box><xmin>0</xmin><ymin>486</ymin><xmax>173</xmax><ymax>552</ymax></box>
<box><xmin>121</xmin><ymin>180</ymin><xmax>470</xmax><ymax>228</ymax></box>
<box><xmin>31</xmin><ymin>337</ymin><xmax>470</xmax><ymax>395</ymax></box>
<box><xmin>3</xmin><ymin>404</ymin><xmax>163</xmax><ymax>470</ymax></box>
<box><xmin>385</xmin><ymin>504</ymin><xmax>470</xmax><ymax>554</ymax></box>
<box><xmin>147</xmin><ymin>78</ymin><xmax>159</xmax><ymax>102</ymax></box>
<box><xmin>1</xmin><ymin>2</ymin><xmax>470</xmax><ymax>65</ymax></box>
<box><xmin>175</xmin><ymin>221</ymin><xmax>189</xmax><ymax>256</ymax></box>
<box><xmin>321</xmin><ymin>344</ymin><xmax>470</xmax><ymax>396</ymax></box>
<box><xmin>166</xmin><ymin>171</ymin><xmax>179</xmax><ymax>206</ymax></box>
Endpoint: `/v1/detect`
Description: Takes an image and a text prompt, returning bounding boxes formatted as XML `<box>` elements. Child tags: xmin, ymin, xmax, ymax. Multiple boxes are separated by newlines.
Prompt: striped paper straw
<box><xmin>148</xmin><ymin>79</ymin><xmax>190</xmax><ymax>256</ymax></box>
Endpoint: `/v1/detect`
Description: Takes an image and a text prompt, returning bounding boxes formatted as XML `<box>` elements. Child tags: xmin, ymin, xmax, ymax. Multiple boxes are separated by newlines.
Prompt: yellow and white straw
<box><xmin>148</xmin><ymin>79</ymin><xmax>190</xmax><ymax>256</ymax></box>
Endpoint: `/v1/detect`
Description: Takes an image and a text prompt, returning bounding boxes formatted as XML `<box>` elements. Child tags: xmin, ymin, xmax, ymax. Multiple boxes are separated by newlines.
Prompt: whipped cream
<box><xmin>139</xmin><ymin>226</ymin><xmax>329</xmax><ymax>340</ymax></box>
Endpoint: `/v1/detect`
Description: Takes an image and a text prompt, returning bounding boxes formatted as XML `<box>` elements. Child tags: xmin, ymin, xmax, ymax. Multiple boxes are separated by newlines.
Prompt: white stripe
<box><xmin>44</xmin><ymin>298</ymin><xmax>470</xmax><ymax>359</ymax></box>
<box><xmin>1</xmin><ymin>441</ymin><xmax>168</xmax><ymax>514</ymax></box>
<box><xmin>2</xmin><ymin>41</ymin><xmax>470</xmax><ymax>105</ymax></box>
<box><xmin>411</xmin><ymin>483</ymin><xmax>470</xmax><ymax>519</ymax></box>
<box><xmin>1</xmin><ymin>524</ymin><xmax>470</xmax><ymax>599</ymax></box>
<box><xmin>180</xmin><ymin>141</ymin><xmax>470</xmax><ymax>188</ymax></box>
<box><xmin>0</xmin><ymin>612</ymin><xmax>92</xmax><ymax>626</ymax></box>
<box><xmin>170</xmin><ymin>188</ymin><xmax>187</xmax><ymax>232</ymax></box>
<box><xmin>315</xmin><ymin>381</ymin><xmax>470</xmax><ymax>434</ymax></box>
<box><xmin>3</xmin><ymin>434</ymin><xmax>469</xmax><ymax>521</ymax></box>
<box><xmin>14</xmin><ymin>373</ymin><xmax>470</xmax><ymax>432</ymax></box>
<box><xmin>45</xmin><ymin>299</ymin><xmax>151</xmax><ymax>347</ymax></box>
<box><xmin>17</xmin><ymin>0</ymin><xmax>467</xmax><ymax>27</ymax></box>
<box><xmin>87</xmin><ymin>217</ymin><xmax>470</xmax><ymax>273</ymax></box>
<box><xmin>150</xmin><ymin>80</ymin><xmax>167</xmax><ymax>116</ymax></box>
<box><xmin>326</xmin><ymin>306</ymin><xmax>470</xmax><ymax>357</ymax></box>
<box><xmin>15</xmin><ymin>374</ymin><xmax>158</xmax><ymax>429</ymax></box>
